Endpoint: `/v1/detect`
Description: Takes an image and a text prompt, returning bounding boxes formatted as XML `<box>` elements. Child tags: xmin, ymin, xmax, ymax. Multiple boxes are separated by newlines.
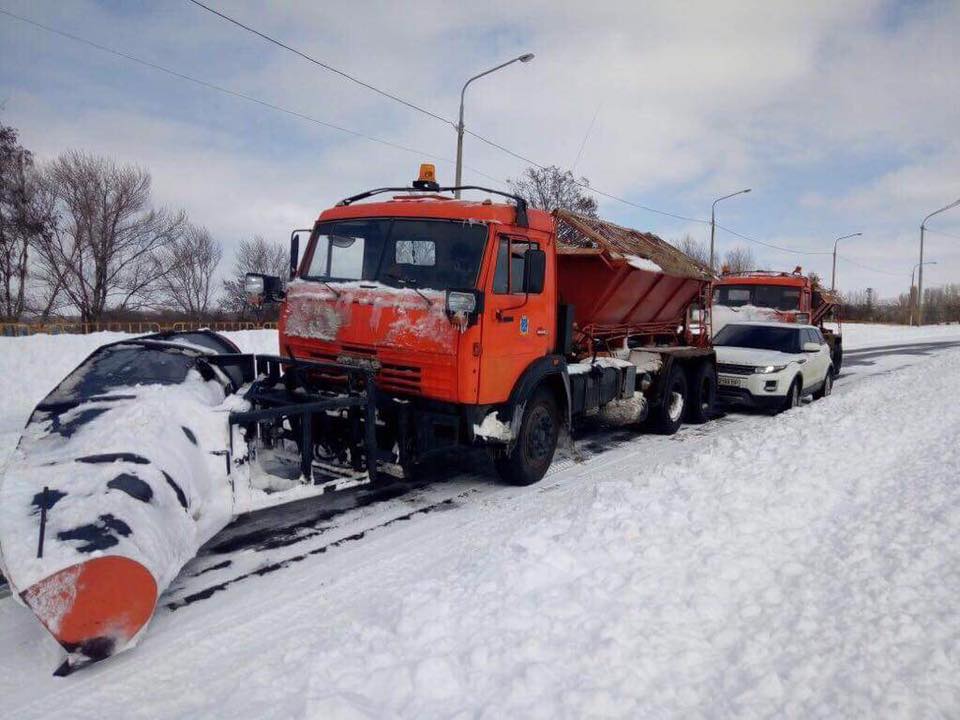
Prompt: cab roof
<box><xmin>317</xmin><ymin>193</ymin><xmax>555</xmax><ymax>233</ymax></box>
<box><xmin>722</xmin><ymin>320</ymin><xmax>816</xmax><ymax>330</ymax></box>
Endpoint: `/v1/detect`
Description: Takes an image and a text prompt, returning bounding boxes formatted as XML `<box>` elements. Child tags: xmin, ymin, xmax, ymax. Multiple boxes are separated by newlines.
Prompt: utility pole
<box><xmin>830</xmin><ymin>232</ymin><xmax>862</xmax><ymax>291</ymax></box>
<box><xmin>910</xmin><ymin>260</ymin><xmax>937</xmax><ymax>326</ymax></box>
<box><xmin>454</xmin><ymin>53</ymin><xmax>534</xmax><ymax>198</ymax></box>
<box><xmin>709</xmin><ymin>188</ymin><xmax>752</xmax><ymax>271</ymax></box>
<box><xmin>918</xmin><ymin>197</ymin><xmax>960</xmax><ymax>324</ymax></box>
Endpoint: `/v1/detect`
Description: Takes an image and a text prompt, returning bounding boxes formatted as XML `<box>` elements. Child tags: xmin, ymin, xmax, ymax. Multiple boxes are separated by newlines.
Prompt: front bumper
<box><xmin>717</xmin><ymin>371</ymin><xmax>788</xmax><ymax>410</ymax></box>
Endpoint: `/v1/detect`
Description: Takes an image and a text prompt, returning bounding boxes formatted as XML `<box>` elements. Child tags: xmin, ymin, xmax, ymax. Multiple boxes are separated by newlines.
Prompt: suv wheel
<box><xmin>778</xmin><ymin>378</ymin><xmax>801</xmax><ymax>414</ymax></box>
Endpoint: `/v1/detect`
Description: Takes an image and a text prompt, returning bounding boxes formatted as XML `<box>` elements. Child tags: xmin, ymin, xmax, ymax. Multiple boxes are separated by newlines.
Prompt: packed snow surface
<box><xmin>0</xmin><ymin>325</ymin><xmax>959</xmax><ymax>717</ymax></box>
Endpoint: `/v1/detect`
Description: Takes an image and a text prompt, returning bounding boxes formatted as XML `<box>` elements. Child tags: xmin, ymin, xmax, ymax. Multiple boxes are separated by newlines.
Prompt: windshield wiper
<box><xmin>318</xmin><ymin>279</ymin><xmax>341</xmax><ymax>298</ymax></box>
<box><xmin>385</xmin><ymin>273</ymin><xmax>432</xmax><ymax>307</ymax></box>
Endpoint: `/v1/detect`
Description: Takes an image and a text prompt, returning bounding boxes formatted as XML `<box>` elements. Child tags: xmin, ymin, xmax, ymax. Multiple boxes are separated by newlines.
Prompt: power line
<box><xmin>837</xmin><ymin>254</ymin><xmax>904</xmax><ymax>277</ymax></box>
<box><xmin>184</xmin><ymin>1</ymin><xmax>711</xmax><ymax>226</ymax></box>
<box><xmin>572</xmin><ymin>101</ymin><xmax>602</xmax><ymax>173</ymax></box>
<box><xmin>713</xmin><ymin>223</ymin><xmax>833</xmax><ymax>255</ymax></box>
<box><xmin>6</xmin><ymin>3</ymin><xmax>871</xmax><ymax>263</ymax></box>
<box><xmin>0</xmin><ymin>7</ymin><xmax>502</xmax><ymax>186</ymax></box>
<box><xmin>926</xmin><ymin>228</ymin><xmax>960</xmax><ymax>241</ymax></box>
<box><xmin>186</xmin><ymin>0</ymin><xmax>456</xmax><ymax>128</ymax></box>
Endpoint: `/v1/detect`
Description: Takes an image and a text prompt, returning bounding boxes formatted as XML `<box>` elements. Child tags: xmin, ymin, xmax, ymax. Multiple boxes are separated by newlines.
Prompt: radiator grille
<box><xmin>717</xmin><ymin>363</ymin><xmax>755</xmax><ymax>376</ymax></box>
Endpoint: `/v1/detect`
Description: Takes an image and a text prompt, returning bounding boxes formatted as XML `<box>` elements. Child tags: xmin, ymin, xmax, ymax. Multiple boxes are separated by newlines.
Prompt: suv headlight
<box><xmin>755</xmin><ymin>364</ymin><xmax>787</xmax><ymax>374</ymax></box>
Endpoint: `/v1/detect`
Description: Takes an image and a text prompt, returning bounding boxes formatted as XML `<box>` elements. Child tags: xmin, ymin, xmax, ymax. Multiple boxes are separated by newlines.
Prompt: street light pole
<box><xmin>918</xmin><ymin>197</ymin><xmax>960</xmax><ymax>324</ymax></box>
<box><xmin>830</xmin><ymin>232</ymin><xmax>863</xmax><ymax>292</ymax></box>
<box><xmin>454</xmin><ymin>52</ymin><xmax>535</xmax><ymax>198</ymax></box>
<box><xmin>910</xmin><ymin>260</ymin><xmax>937</xmax><ymax>326</ymax></box>
<box><xmin>709</xmin><ymin>188</ymin><xmax>752</xmax><ymax>271</ymax></box>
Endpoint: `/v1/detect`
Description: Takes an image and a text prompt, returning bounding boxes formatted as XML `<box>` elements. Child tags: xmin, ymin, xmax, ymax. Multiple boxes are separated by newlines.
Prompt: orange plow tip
<box><xmin>22</xmin><ymin>556</ymin><xmax>157</xmax><ymax>661</ymax></box>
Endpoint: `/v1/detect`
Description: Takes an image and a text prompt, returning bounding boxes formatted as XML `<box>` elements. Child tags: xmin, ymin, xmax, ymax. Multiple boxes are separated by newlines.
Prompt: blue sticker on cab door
<box><xmin>520</xmin><ymin>315</ymin><xmax>529</xmax><ymax>335</ymax></box>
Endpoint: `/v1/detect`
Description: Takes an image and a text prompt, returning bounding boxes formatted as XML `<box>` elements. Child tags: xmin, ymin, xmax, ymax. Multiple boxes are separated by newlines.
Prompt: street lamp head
<box><xmin>519</xmin><ymin>53</ymin><xmax>535</xmax><ymax>63</ymax></box>
<box><xmin>743</xmin><ymin>188</ymin><xmax>752</xmax><ymax>194</ymax></box>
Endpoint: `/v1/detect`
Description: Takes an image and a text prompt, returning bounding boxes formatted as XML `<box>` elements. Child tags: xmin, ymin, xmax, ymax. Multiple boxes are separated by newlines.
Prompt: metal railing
<box><xmin>0</xmin><ymin>321</ymin><xmax>278</xmax><ymax>337</ymax></box>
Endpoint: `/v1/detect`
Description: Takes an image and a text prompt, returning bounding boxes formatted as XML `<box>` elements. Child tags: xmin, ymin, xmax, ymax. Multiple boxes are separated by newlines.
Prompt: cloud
<box><xmin>1</xmin><ymin>0</ymin><xmax>957</xmax><ymax>299</ymax></box>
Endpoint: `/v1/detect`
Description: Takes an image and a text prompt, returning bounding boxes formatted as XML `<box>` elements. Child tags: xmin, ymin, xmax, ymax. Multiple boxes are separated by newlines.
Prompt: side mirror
<box><xmin>289</xmin><ymin>233</ymin><xmax>300</xmax><ymax>280</ymax></box>
<box><xmin>802</xmin><ymin>341</ymin><xmax>821</xmax><ymax>353</ymax></box>
<box><xmin>245</xmin><ymin>273</ymin><xmax>285</xmax><ymax>306</ymax></box>
<box><xmin>523</xmin><ymin>249</ymin><xmax>546</xmax><ymax>294</ymax></box>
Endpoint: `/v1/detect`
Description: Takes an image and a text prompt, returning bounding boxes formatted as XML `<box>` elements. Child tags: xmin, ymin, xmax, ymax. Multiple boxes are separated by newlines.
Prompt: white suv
<box><xmin>714</xmin><ymin>321</ymin><xmax>834</xmax><ymax>413</ymax></box>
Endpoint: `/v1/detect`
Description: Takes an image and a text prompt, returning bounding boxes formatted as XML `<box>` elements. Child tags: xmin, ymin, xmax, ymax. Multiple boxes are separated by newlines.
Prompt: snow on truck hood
<box><xmin>715</xmin><ymin>345</ymin><xmax>801</xmax><ymax>367</ymax></box>
<box><xmin>283</xmin><ymin>279</ymin><xmax>457</xmax><ymax>349</ymax></box>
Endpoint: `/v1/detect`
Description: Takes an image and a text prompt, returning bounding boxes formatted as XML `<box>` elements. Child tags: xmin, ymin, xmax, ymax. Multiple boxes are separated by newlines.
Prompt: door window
<box><xmin>493</xmin><ymin>237</ymin><xmax>540</xmax><ymax>294</ymax></box>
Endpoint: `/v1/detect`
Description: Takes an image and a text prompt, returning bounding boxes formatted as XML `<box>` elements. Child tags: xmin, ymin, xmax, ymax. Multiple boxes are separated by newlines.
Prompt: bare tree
<box><xmin>0</xmin><ymin>123</ymin><xmax>49</xmax><ymax>321</ymax></box>
<box><xmin>32</xmin><ymin>151</ymin><xmax>186</xmax><ymax>322</ymax></box>
<box><xmin>220</xmin><ymin>235</ymin><xmax>288</xmax><ymax>318</ymax></box>
<box><xmin>723</xmin><ymin>246</ymin><xmax>756</xmax><ymax>274</ymax></box>
<box><xmin>154</xmin><ymin>224</ymin><xmax>222</xmax><ymax>319</ymax></box>
<box><xmin>674</xmin><ymin>234</ymin><xmax>709</xmax><ymax>266</ymax></box>
<box><xmin>508</xmin><ymin>166</ymin><xmax>599</xmax><ymax>215</ymax></box>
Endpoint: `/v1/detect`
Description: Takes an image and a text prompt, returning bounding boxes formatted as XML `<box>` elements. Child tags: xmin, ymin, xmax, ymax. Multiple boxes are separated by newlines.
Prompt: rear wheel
<box><xmin>652</xmin><ymin>365</ymin><xmax>688</xmax><ymax>434</ymax></box>
<box><xmin>685</xmin><ymin>362</ymin><xmax>716</xmax><ymax>424</ymax></box>
<box><xmin>814</xmin><ymin>369</ymin><xmax>833</xmax><ymax>399</ymax></box>
<box><xmin>494</xmin><ymin>388</ymin><xmax>559</xmax><ymax>486</ymax></box>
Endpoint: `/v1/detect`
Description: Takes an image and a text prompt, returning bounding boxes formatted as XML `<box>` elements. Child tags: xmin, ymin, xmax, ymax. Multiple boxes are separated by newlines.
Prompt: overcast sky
<box><xmin>2</xmin><ymin>0</ymin><xmax>958</xmax><ymax>298</ymax></box>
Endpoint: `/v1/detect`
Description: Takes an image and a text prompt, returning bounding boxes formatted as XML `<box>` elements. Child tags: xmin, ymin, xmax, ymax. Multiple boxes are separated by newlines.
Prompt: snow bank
<box><xmin>838</xmin><ymin>322</ymin><xmax>960</xmax><ymax>350</ymax></box>
<box><xmin>252</xmin><ymin>352</ymin><xmax>960</xmax><ymax>718</ymax></box>
<box><xmin>0</xmin><ymin>334</ymin><xmax>958</xmax><ymax>715</ymax></box>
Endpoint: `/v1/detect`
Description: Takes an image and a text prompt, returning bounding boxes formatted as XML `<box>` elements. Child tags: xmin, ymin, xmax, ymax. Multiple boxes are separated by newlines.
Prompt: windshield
<box><xmin>713</xmin><ymin>284</ymin><xmax>801</xmax><ymax>311</ymax></box>
<box><xmin>301</xmin><ymin>218</ymin><xmax>488</xmax><ymax>290</ymax></box>
<box><xmin>714</xmin><ymin>324</ymin><xmax>801</xmax><ymax>353</ymax></box>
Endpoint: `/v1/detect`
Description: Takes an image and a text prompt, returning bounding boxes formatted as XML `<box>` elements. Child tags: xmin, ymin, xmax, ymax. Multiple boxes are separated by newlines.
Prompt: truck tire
<box><xmin>813</xmin><ymin>368</ymin><xmax>834</xmax><ymax>399</ymax></box>
<box><xmin>652</xmin><ymin>365</ymin><xmax>687</xmax><ymax>435</ymax></box>
<box><xmin>685</xmin><ymin>362</ymin><xmax>716</xmax><ymax>424</ymax></box>
<box><xmin>831</xmin><ymin>344</ymin><xmax>843</xmax><ymax>376</ymax></box>
<box><xmin>494</xmin><ymin>387</ymin><xmax>559</xmax><ymax>486</ymax></box>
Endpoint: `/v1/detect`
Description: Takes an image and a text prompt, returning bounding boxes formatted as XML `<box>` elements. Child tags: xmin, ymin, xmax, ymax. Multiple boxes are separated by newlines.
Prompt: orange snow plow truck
<box><xmin>712</xmin><ymin>268</ymin><xmax>843</xmax><ymax>374</ymax></box>
<box><xmin>242</xmin><ymin>165</ymin><xmax>718</xmax><ymax>487</ymax></box>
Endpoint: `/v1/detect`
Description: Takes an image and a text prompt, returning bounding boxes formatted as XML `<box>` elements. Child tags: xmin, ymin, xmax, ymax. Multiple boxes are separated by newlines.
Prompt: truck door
<box><xmin>479</xmin><ymin>233</ymin><xmax>553</xmax><ymax>404</ymax></box>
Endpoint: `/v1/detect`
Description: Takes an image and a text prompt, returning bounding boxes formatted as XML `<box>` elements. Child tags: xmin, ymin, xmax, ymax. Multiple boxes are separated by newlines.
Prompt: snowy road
<box><xmin>0</xmin><ymin>327</ymin><xmax>959</xmax><ymax>718</ymax></box>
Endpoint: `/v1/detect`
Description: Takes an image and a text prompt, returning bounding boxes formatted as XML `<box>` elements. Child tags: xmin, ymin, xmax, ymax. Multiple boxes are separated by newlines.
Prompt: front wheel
<box><xmin>494</xmin><ymin>388</ymin><xmax>560</xmax><ymax>486</ymax></box>
<box><xmin>777</xmin><ymin>378</ymin><xmax>801</xmax><ymax>414</ymax></box>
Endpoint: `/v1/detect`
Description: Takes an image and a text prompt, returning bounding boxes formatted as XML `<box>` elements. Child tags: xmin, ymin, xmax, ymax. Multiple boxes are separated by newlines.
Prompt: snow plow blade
<box><xmin>0</xmin><ymin>331</ymin><xmax>384</xmax><ymax>672</ymax></box>
<box><xmin>0</xmin><ymin>331</ymin><xmax>254</xmax><ymax>673</ymax></box>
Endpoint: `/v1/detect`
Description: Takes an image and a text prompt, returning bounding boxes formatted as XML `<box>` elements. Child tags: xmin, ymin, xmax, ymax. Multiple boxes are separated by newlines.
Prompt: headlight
<box><xmin>795</xmin><ymin>313</ymin><xmax>810</xmax><ymax>324</ymax></box>
<box><xmin>446</xmin><ymin>290</ymin><xmax>477</xmax><ymax>314</ymax></box>
<box><xmin>754</xmin><ymin>364</ymin><xmax>787</xmax><ymax>374</ymax></box>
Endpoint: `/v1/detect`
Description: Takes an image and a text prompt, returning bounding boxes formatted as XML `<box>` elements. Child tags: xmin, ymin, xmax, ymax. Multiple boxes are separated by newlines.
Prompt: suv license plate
<box><xmin>718</xmin><ymin>376</ymin><xmax>744</xmax><ymax>387</ymax></box>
